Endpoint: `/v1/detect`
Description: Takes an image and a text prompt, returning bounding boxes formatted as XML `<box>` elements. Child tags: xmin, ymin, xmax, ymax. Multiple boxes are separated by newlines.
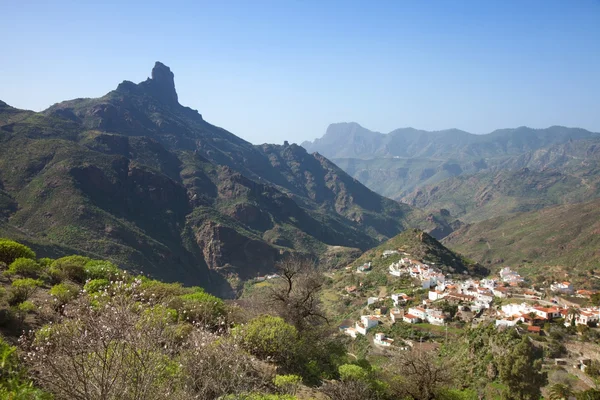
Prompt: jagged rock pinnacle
<box><xmin>149</xmin><ymin>61</ymin><xmax>178</xmax><ymax>105</ymax></box>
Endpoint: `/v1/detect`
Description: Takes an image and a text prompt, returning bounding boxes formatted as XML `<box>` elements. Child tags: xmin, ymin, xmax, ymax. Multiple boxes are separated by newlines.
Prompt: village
<box><xmin>339</xmin><ymin>249</ymin><xmax>600</xmax><ymax>356</ymax></box>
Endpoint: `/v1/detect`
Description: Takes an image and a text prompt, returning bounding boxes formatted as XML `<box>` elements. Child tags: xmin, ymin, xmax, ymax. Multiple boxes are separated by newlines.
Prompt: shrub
<box><xmin>273</xmin><ymin>374</ymin><xmax>302</xmax><ymax>395</ymax></box>
<box><xmin>235</xmin><ymin>315</ymin><xmax>299</xmax><ymax>367</ymax></box>
<box><xmin>14</xmin><ymin>300</ymin><xmax>36</xmax><ymax>323</ymax></box>
<box><xmin>8</xmin><ymin>278</ymin><xmax>43</xmax><ymax>305</ymax></box>
<box><xmin>6</xmin><ymin>257</ymin><xmax>42</xmax><ymax>278</ymax></box>
<box><xmin>178</xmin><ymin>289</ymin><xmax>227</xmax><ymax>328</ymax></box>
<box><xmin>49</xmin><ymin>255</ymin><xmax>89</xmax><ymax>283</ymax></box>
<box><xmin>139</xmin><ymin>280</ymin><xmax>189</xmax><ymax>301</ymax></box>
<box><xmin>0</xmin><ymin>239</ymin><xmax>36</xmax><ymax>264</ymax></box>
<box><xmin>339</xmin><ymin>364</ymin><xmax>369</xmax><ymax>381</ymax></box>
<box><xmin>49</xmin><ymin>282</ymin><xmax>79</xmax><ymax>308</ymax></box>
<box><xmin>84</xmin><ymin>260</ymin><xmax>122</xmax><ymax>281</ymax></box>
<box><xmin>0</xmin><ymin>336</ymin><xmax>51</xmax><ymax>399</ymax></box>
<box><xmin>83</xmin><ymin>278</ymin><xmax>110</xmax><ymax>294</ymax></box>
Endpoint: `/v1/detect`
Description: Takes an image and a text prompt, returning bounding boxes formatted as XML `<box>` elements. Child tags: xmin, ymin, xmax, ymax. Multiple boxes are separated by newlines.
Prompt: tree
<box><xmin>567</xmin><ymin>307</ymin><xmax>581</xmax><ymax>327</ymax></box>
<box><xmin>0</xmin><ymin>240</ymin><xmax>36</xmax><ymax>265</ymax></box>
<box><xmin>547</xmin><ymin>383</ymin><xmax>573</xmax><ymax>400</ymax></box>
<box><xmin>267</xmin><ymin>255</ymin><xmax>328</xmax><ymax>331</ymax></box>
<box><xmin>498</xmin><ymin>338</ymin><xmax>547</xmax><ymax>400</ymax></box>
<box><xmin>386</xmin><ymin>350</ymin><xmax>454</xmax><ymax>400</ymax></box>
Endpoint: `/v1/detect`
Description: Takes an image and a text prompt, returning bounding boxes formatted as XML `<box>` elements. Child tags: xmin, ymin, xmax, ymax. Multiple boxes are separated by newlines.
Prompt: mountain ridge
<box><xmin>0</xmin><ymin>62</ymin><xmax>448</xmax><ymax>296</ymax></box>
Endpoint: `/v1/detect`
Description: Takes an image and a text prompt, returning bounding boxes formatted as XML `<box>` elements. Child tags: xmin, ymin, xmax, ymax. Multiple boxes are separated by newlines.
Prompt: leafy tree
<box><xmin>498</xmin><ymin>338</ymin><xmax>547</xmax><ymax>400</ymax></box>
<box><xmin>0</xmin><ymin>239</ymin><xmax>36</xmax><ymax>265</ymax></box>
<box><xmin>6</xmin><ymin>257</ymin><xmax>42</xmax><ymax>278</ymax></box>
<box><xmin>338</xmin><ymin>364</ymin><xmax>369</xmax><ymax>382</ymax></box>
<box><xmin>547</xmin><ymin>383</ymin><xmax>573</xmax><ymax>400</ymax></box>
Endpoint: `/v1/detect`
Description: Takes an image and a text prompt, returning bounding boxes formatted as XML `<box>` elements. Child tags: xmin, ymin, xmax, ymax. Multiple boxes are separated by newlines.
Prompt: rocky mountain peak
<box><xmin>142</xmin><ymin>61</ymin><xmax>179</xmax><ymax>105</ymax></box>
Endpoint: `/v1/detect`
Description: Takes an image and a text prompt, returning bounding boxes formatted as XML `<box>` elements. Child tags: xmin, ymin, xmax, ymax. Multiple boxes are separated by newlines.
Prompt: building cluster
<box><xmin>341</xmin><ymin>250</ymin><xmax>600</xmax><ymax>347</ymax></box>
<box><xmin>388</xmin><ymin>257</ymin><xmax>445</xmax><ymax>289</ymax></box>
<box><xmin>495</xmin><ymin>302</ymin><xmax>600</xmax><ymax>328</ymax></box>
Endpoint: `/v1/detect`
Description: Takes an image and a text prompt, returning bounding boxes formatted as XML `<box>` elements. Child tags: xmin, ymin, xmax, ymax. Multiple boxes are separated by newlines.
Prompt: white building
<box><xmin>551</xmin><ymin>282</ymin><xmax>574</xmax><ymax>294</ymax></box>
<box><xmin>356</xmin><ymin>315</ymin><xmax>379</xmax><ymax>335</ymax></box>
<box><xmin>374</xmin><ymin>332</ymin><xmax>394</xmax><ymax>347</ymax></box>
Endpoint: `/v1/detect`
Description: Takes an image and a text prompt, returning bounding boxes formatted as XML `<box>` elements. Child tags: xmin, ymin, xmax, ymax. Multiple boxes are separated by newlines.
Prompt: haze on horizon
<box><xmin>1</xmin><ymin>0</ymin><xmax>599</xmax><ymax>145</ymax></box>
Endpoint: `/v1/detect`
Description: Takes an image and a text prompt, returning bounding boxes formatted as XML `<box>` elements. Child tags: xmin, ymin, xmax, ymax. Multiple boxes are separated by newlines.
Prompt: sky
<box><xmin>1</xmin><ymin>0</ymin><xmax>599</xmax><ymax>145</ymax></box>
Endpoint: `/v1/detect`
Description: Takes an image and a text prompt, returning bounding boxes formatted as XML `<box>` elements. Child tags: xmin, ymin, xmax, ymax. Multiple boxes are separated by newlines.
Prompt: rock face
<box><xmin>0</xmin><ymin>62</ymin><xmax>445</xmax><ymax>296</ymax></box>
<box><xmin>145</xmin><ymin>61</ymin><xmax>178</xmax><ymax>105</ymax></box>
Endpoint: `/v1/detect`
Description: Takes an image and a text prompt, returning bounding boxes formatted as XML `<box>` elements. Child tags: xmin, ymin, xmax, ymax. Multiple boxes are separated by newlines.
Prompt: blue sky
<box><xmin>1</xmin><ymin>0</ymin><xmax>599</xmax><ymax>144</ymax></box>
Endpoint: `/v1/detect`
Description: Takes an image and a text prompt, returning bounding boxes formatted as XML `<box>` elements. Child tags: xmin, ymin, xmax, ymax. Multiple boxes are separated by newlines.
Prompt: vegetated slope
<box><xmin>443</xmin><ymin>198</ymin><xmax>600</xmax><ymax>278</ymax></box>
<box><xmin>401</xmin><ymin>139</ymin><xmax>600</xmax><ymax>222</ymax></box>
<box><xmin>0</xmin><ymin>63</ymin><xmax>445</xmax><ymax>295</ymax></box>
<box><xmin>349</xmin><ymin>229</ymin><xmax>488</xmax><ymax>277</ymax></box>
<box><xmin>302</xmin><ymin>122</ymin><xmax>599</xmax><ymax>160</ymax></box>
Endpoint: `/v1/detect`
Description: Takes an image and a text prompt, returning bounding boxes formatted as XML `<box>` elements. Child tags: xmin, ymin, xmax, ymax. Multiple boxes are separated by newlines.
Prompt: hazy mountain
<box><xmin>301</xmin><ymin>122</ymin><xmax>600</xmax><ymax>160</ymax></box>
<box><xmin>0</xmin><ymin>63</ymin><xmax>449</xmax><ymax>296</ymax></box>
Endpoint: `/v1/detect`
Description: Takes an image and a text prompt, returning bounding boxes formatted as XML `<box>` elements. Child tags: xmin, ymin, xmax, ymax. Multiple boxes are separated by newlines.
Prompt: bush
<box><xmin>83</xmin><ymin>278</ymin><xmax>110</xmax><ymax>294</ymax></box>
<box><xmin>49</xmin><ymin>255</ymin><xmax>89</xmax><ymax>283</ymax></box>
<box><xmin>49</xmin><ymin>282</ymin><xmax>79</xmax><ymax>308</ymax></box>
<box><xmin>339</xmin><ymin>364</ymin><xmax>369</xmax><ymax>381</ymax></box>
<box><xmin>8</xmin><ymin>278</ymin><xmax>43</xmax><ymax>305</ymax></box>
<box><xmin>273</xmin><ymin>374</ymin><xmax>302</xmax><ymax>395</ymax></box>
<box><xmin>0</xmin><ymin>336</ymin><xmax>51</xmax><ymax>399</ymax></box>
<box><xmin>178</xmin><ymin>289</ymin><xmax>227</xmax><ymax>327</ymax></box>
<box><xmin>6</xmin><ymin>257</ymin><xmax>43</xmax><ymax>278</ymax></box>
<box><xmin>14</xmin><ymin>300</ymin><xmax>36</xmax><ymax>323</ymax></box>
<box><xmin>84</xmin><ymin>260</ymin><xmax>122</xmax><ymax>281</ymax></box>
<box><xmin>0</xmin><ymin>239</ymin><xmax>36</xmax><ymax>264</ymax></box>
<box><xmin>139</xmin><ymin>280</ymin><xmax>189</xmax><ymax>301</ymax></box>
<box><xmin>235</xmin><ymin>315</ymin><xmax>299</xmax><ymax>367</ymax></box>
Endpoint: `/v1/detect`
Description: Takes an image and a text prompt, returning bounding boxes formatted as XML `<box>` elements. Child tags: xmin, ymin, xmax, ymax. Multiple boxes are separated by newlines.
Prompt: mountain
<box><xmin>0</xmin><ymin>62</ymin><xmax>445</xmax><ymax>296</ymax></box>
<box><xmin>348</xmin><ymin>228</ymin><xmax>488</xmax><ymax>277</ymax></box>
<box><xmin>402</xmin><ymin>139</ymin><xmax>600</xmax><ymax>222</ymax></box>
<box><xmin>301</xmin><ymin>122</ymin><xmax>600</xmax><ymax>160</ymax></box>
<box><xmin>442</xmin><ymin>198</ymin><xmax>600</xmax><ymax>282</ymax></box>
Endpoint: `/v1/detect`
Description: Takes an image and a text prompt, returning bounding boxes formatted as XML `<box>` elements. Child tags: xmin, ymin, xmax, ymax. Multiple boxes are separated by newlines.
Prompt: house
<box><xmin>532</xmin><ymin>306</ymin><xmax>561</xmax><ymax>320</ymax></box>
<box><xmin>390</xmin><ymin>308</ymin><xmax>403</xmax><ymax>323</ymax></box>
<box><xmin>428</xmin><ymin>290</ymin><xmax>446</xmax><ymax>301</ymax></box>
<box><xmin>493</xmin><ymin>287</ymin><xmax>509</xmax><ymax>298</ymax></box>
<box><xmin>408</xmin><ymin>307</ymin><xmax>428</xmax><ymax>320</ymax></box>
<box><xmin>374</xmin><ymin>332</ymin><xmax>394</xmax><ymax>347</ymax></box>
<box><xmin>356</xmin><ymin>315</ymin><xmax>379</xmax><ymax>335</ymax></box>
<box><xmin>344</xmin><ymin>327</ymin><xmax>358</xmax><ymax>338</ymax></box>
<box><xmin>357</xmin><ymin>262</ymin><xmax>372</xmax><ymax>273</ymax></box>
<box><xmin>345</xmin><ymin>285</ymin><xmax>357</xmax><ymax>294</ymax></box>
<box><xmin>496</xmin><ymin>318</ymin><xmax>519</xmax><ymax>328</ymax></box>
<box><xmin>367</xmin><ymin>297</ymin><xmax>379</xmax><ymax>306</ymax></box>
<box><xmin>426</xmin><ymin>309</ymin><xmax>447</xmax><ymax>326</ymax></box>
<box><xmin>389</xmin><ymin>262</ymin><xmax>402</xmax><ymax>277</ymax></box>
<box><xmin>527</xmin><ymin>325</ymin><xmax>542</xmax><ymax>335</ymax></box>
<box><xmin>403</xmin><ymin>313</ymin><xmax>420</xmax><ymax>324</ymax></box>
<box><xmin>550</xmin><ymin>281</ymin><xmax>574</xmax><ymax>294</ymax></box>
<box><xmin>391</xmin><ymin>293</ymin><xmax>411</xmax><ymax>306</ymax></box>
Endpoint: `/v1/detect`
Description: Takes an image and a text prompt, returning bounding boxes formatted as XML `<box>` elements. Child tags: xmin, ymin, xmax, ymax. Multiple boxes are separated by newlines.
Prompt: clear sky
<box><xmin>1</xmin><ymin>0</ymin><xmax>599</xmax><ymax>144</ymax></box>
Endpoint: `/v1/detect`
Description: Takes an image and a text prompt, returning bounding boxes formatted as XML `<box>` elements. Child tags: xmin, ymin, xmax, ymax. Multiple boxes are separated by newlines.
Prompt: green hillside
<box><xmin>443</xmin><ymin>198</ymin><xmax>600</xmax><ymax>284</ymax></box>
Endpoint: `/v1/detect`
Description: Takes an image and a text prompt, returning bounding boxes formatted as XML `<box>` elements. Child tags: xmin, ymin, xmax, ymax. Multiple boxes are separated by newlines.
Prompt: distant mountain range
<box><xmin>0</xmin><ymin>63</ymin><xmax>452</xmax><ymax>296</ymax></box>
<box><xmin>301</xmin><ymin>122</ymin><xmax>600</xmax><ymax>160</ymax></box>
<box><xmin>302</xmin><ymin>123</ymin><xmax>600</xmax><ymax>221</ymax></box>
